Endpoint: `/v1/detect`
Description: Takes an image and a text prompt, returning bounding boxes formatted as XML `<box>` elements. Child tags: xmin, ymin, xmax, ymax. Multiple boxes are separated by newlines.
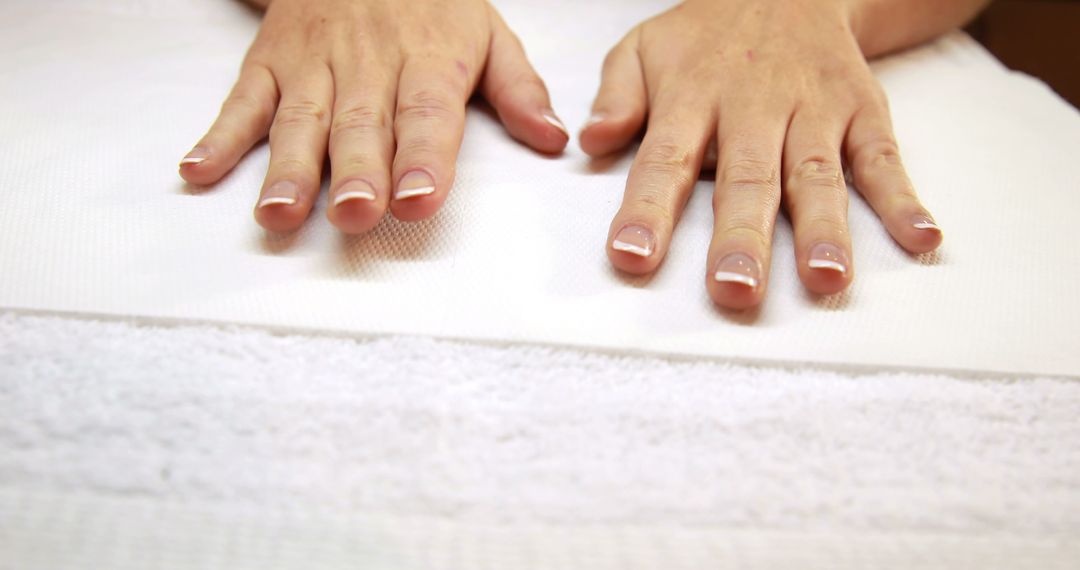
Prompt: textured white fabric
<box><xmin>2</xmin><ymin>311</ymin><xmax>1079</xmax><ymax>568</ymax></box>
<box><xmin>3</xmin><ymin>4</ymin><xmax>1080</xmax><ymax>565</ymax></box>
<box><xmin>0</xmin><ymin>0</ymin><xmax>1078</xmax><ymax>376</ymax></box>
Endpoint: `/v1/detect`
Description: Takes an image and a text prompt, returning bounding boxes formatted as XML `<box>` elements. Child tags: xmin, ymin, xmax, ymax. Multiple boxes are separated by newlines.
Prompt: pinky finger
<box><xmin>845</xmin><ymin>99</ymin><xmax>942</xmax><ymax>254</ymax></box>
<box><xmin>179</xmin><ymin>63</ymin><xmax>279</xmax><ymax>186</ymax></box>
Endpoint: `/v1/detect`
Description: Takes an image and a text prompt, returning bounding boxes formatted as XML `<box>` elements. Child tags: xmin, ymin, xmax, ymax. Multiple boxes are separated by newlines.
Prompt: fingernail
<box><xmin>179</xmin><ymin>147</ymin><xmax>209</xmax><ymax>166</ymax></box>
<box><xmin>395</xmin><ymin>170</ymin><xmax>436</xmax><ymax>200</ymax></box>
<box><xmin>258</xmin><ymin>180</ymin><xmax>299</xmax><ymax>208</ymax></box>
<box><xmin>584</xmin><ymin>113</ymin><xmax>606</xmax><ymax>128</ymax></box>
<box><xmin>911</xmin><ymin>214</ymin><xmax>941</xmax><ymax>232</ymax></box>
<box><xmin>333</xmin><ymin>180</ymin><xmax>377</xmax><ymax>207</ymax></box>
<box><xmin>713</xmin><ymin>252</ymin><xmax>761</xmax><ymax>289</ymax></box>
<box><xmin>612</xmin><ymin>225</ymin><xmax>656</xmax><ymax>258</ymax></box>
<box><xmin>808</xmin><ymin>243</ymin><xmax>848</xmax><ymax>274</ymax></box>
<box><xmin>542</xmin><ymin>111</ymin><xmax>568</xmax><ymax>136</ymax></box>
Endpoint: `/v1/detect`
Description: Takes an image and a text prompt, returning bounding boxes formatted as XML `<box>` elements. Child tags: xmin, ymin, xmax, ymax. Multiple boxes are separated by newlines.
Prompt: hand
<box><xmin>580</xmin><ymin>0</ymin><xmax>948</xmax><ymax>310</ymax></box>
<box><xmin>180</xmin><ymin>0</ymin><xmax>568</xmax><ymax>234</ymax></box>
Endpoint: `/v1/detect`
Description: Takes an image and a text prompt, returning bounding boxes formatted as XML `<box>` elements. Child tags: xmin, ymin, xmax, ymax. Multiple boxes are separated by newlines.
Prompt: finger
<box><xmin>783</xmin><ymin>109</ymin><xmax>854</xmax><ymax>295</ymax></box>
<box><xmin>846</xmin><ymin>98</ymin><xmax>942</xmax><ymax>254</ymax></box>
<box><xmin>179</xmin><ymin>63</ymin><xmax>279</xmax><ymax>185</ymax></box>
<box><xmin>254</xmin><ymin>61</ymin><xmax>334</xmax><ymax>232</ymax></box>
<box><xmin>480</xmin><ymin>7</ymin><xmax>568</xmax><ymax>154</ymax></box>
<box><xmin>390</xmin><ymin>56</ymin><xmax>470</xmax><ymax>222</ymax></box>
<box><xmin>607</xmin><ymin>93</ymin><xmax>713</xmax><ymax>274</ymax></box>
<box><xmin>706</xmin><ymin>106</ymin><xmax>788</xmax><ymax>310</ymax></box>
<box><xmin>326</xmin><ymin>56</ymin><xmax>397</xmax><ymax>235</ymax></box>
<box><xmin>580</xmin><ymin>29</ymin><xmax>647</xmax><ymax>157</ymax></box>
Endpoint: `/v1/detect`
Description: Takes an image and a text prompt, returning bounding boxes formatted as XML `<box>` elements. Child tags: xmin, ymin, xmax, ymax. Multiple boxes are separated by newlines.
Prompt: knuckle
<box><xmin>271</xmin><ymin>157</ymin><xmax>313</xmax><ymax>172</ymax></box>
<box><xmin>633</xmin><ymin>187</ymin><xmax>670</xmax><ymax>210</ymax></box>
<box><xmin>713</xmin><ymin>184</ymin><xmax>780</xmax><ymax>213</ymax></box>
<box><xmin>331</xmin><ymin>105</ymin><xmax>390</xmax><ymax>136</ymax></box>
<box><xmin>397</xmin><ymin>89</ymin><xmax>458</xmax><ymax>121</ymax></box>
<box><xmin>719</xmin><ymin>215</ymin><xmax>771</xmax><ymax>241</ymax></box>
<box><xmin>394</xmin><ymin>135</ymin><xmax>441</xmax><ymax>158</ymax></box>
<box><xmin>328</xmin><ymin>138</ymin><xmax>385</xmax><ymax>168</ymax></box>
<box><xmin>852</xmin><ymin>138</ymin><xmax>904</xmax><ymax>178</ymax></box>
<box><xmin>637</xmin><ymin>141</ymin><xmax>695</xmax><ymax>176</ymax></box>
<box><xmin>628</xmin><ymin>188</ymin><xmax>674</xmax><ymax>222</ymax></box>
<box><xmin>273</xmin><ymin>100</ymin><xmax>329</xmax><ymax>128</ymax></box>
<box><xmin>803</xmin><ymin>213</ymin><xmax>850</xmax><ymax>236</ymax></box>
<box><xmin>884</xmin><ymin>188</ymin><xmax>920</xmax><ymax>209</ymax></box>
<box><xmin>720</xmin><ymin>156</ymin><xmax>779</xmax><ymax>193</ymax></box>
<box><xmin>789</xmin><ymin>156</ymin><xmax>845</xmax><ymax>189</ymax></box>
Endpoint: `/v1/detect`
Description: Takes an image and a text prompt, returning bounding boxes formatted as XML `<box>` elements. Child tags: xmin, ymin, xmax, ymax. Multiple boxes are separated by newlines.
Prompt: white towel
<box><xmin>2</xmin><ymin>311</ymin><xmax>1079</xmax><ymax>568</ymax></box>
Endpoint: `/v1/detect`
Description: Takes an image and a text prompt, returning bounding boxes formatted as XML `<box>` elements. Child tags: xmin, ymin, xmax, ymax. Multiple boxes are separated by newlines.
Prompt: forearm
<box><xmin>847</xmin><ymin>0</ymin><xmax>992</xmax><ymax>58</ymax></box>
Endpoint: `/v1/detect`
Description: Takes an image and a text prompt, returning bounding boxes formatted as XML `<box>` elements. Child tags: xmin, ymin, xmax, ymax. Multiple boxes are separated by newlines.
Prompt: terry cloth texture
<box><xmin>1</xmin><ymin>312</ymin><xmax>1079</xmax><ymax>568</ymax></box>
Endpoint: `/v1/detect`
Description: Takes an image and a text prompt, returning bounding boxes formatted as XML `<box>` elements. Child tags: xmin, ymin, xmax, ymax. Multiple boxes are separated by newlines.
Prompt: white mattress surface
<box><xmin>1</xmin><ymin>0</ymin><xmax>1078</xmax><ymax>376</ymax></box>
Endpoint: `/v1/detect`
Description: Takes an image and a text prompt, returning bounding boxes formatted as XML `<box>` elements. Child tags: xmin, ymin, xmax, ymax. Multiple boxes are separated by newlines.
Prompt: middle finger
<box><xmin>326</xmin><ymin>54</ymin><xmax>398</xmax><ymax>234</ymax></box>
<box><xmin>706</xmin><ymin>96</ymin><xmax>789</xmax><ymax>310</ymax></box>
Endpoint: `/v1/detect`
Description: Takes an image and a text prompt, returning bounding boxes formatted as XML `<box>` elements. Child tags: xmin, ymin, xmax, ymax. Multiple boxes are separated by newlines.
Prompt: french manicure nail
<box><xmin>584</xmin><ymin>113</ymin><xmax>606</xmax><ymax>128</ymax></box>
<box><xmin>713</xmin><ymin>252</ymin><xmax>762</xmax><ymax>289</ymax></box>
<box><xmin>542</xmin><ymin>111</ymin><xmax>569</xmax><ymax>136</ymax></box>
<box><xmin>911</xmin><ymin>214</ymin><xmax>941</xmax><ymax>232</ymax></box>
<box><xmin>808</xmin><ymin>243</ymin><xmax>849</xmax><ymax>274</ymax></box>
<box><xmin>333</xmin><ymin>180</ymin><xmax>377</xmax><ymax>206</ymax></box>
<box><xmin>258</xmin><ymin>180</ymin><xmax>299</xmax><ymax>208</ymax></box>
<box><xmin>179</xmin><ymin>147</ymin><xmax>209</xmax><ymax>166</ymax></box>
<box><xmin>395</xmin><ymin>170</ymin><xmax>436</xmax><ymax>200</ymax></box>
<box><xmin>612</xmin><ymin>225</ymin><xmax>656</xmax><ymax>258</ymax></box>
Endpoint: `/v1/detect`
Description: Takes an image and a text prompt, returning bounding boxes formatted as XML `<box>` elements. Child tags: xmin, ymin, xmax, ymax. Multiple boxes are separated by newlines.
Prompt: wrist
<box><xmin>847</xmin><ymin>0</ymin><xmax>992</xmax><ymax>58</ymax></box>
<box><xmin>847</xmin><ymin>0</ymin><xmax>892</xmax><ymax>57</ymax></box>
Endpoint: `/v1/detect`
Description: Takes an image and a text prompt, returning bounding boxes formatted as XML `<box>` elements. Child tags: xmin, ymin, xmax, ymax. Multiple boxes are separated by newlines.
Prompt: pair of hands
<box><xmin>180</xmin><ymin>0</ymin><xmax>978</xmax><ymax>309</ymax></box>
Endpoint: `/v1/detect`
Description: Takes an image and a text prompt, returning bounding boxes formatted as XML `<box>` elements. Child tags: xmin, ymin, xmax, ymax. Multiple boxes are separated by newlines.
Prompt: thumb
<box><xmin>579</xmin><ymin>28</ymin><xmax>647</xmax><ymax>158</ymax></box>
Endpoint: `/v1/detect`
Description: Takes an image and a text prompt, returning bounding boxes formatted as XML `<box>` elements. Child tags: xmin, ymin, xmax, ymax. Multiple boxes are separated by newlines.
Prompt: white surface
<box><xmin>0</xmin><ymin>0</ymin><xmax>1078</xmax><ymax>376</ymax></box>
<box><xmin>2</xmin><ymin>311</ymin><xmax>1079</xmax><ymax>568</ymax></box>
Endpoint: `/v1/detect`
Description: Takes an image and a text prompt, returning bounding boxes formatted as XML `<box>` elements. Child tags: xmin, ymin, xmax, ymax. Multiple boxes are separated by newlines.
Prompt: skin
<box><xmin>183</xmin><ymin>0</ymin><xmax>990</xmax><ymax>312</ymax></box>
<box><xmin>179</xmin><ymin>0</ymin><xmax>569</xmax><ymax>234</ymax></box>
<box><xmin>582</xmin><ymin>0</ymin><xmax>990</xmax><ymax>309</ymax></box>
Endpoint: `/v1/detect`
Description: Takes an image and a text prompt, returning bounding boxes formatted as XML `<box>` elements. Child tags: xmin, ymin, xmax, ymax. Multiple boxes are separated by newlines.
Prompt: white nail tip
<box><xmin>179</xmin><ymin>157</ymin><xmax>205</xmax><ymax>165</ymax></box>
<box><xmin>913</xmin><ymin>222</ymin><xmax>940</xmax><ymax>231</ymax></box>
<box><xmin>808</xmin><ymin>259</ymin><xmax>847</xmax><ymax>273</ymax></box>
<box><xmin>333</xmin><ymin>190</ymin><xmax>377</xmax><ymax>206</ymax></box>
<box><xmin>713</xmin><ymin>271</ymin><xmax>759</xmax><ymax>288</ymax></box>
<box><xmin>257</xmin><ymin>197</ymin><xmax>297</xmax><ymax>208</ymax></box>
<box><xmin>394</xmin><ymin>186</ymin><xmax>435</xmax><ymax>200</ymax></box>
<box><xmin>543</xmin><ymin>114</ymin><xmax>568</xmax><ymax>135</ymax></box>
<box><xmin>612</xmin><ymin>240</ymin><xmax>653</xmax><ymax>258</ymax></box>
